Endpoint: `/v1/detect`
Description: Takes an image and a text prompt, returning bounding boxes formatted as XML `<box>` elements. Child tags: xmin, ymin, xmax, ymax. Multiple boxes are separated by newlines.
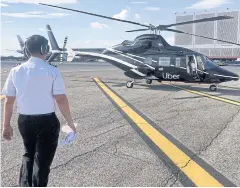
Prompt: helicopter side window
<box><xmin>180</xmin><ymin>57</ymin><xmax>186</xmax><ymax>68</ymax></box>
<box><xmin>159</xmin><ymin>57</ymin><xmax>171</xmax><ymax>67</ymax></box>
<box><xmin>175</xmin><ymin>57</ymin><xmax>181</xmax><ymax>67</ymax></box>
<box><xmin>151</xmin><ymin>41</ymin><xmax>162</xmax><ymax>51</ymax></box>
<box><xmin>141</xmin><ymin>41</ymin><xmax>152</xmax><ymax>49</ymax></box>
<box><xmin>144</xmin><ymin>57</ymin><xmax>153</xmax><ymax>65</ymax></box>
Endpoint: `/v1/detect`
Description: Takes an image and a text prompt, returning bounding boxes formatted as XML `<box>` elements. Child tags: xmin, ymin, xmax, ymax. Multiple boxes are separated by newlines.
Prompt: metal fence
<box><xmin>175</xmin><ymin>10</ymin><xmax>240</xmax><ymax>57</ymax></box>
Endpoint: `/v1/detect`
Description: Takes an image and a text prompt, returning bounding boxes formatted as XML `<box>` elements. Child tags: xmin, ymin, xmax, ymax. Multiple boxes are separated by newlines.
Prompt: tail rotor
<box><xmin>59</xmin><ymin>36</ymin><xmax>68</xmax><ymax>63</ymax></box>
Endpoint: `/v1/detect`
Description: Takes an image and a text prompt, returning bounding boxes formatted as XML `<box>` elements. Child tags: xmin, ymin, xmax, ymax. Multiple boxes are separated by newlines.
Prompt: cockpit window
<box><xmin>203</xmin><ymin>56</ymin><xmax>218</xmax><ymax>69</ymax></box>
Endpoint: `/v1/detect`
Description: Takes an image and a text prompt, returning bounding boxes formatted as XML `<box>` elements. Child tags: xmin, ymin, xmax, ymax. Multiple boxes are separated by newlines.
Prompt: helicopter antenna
<box><xmin>120</xmin><ymin>36</ymin><xmax>125</xmax><ymax>41</ymax></box>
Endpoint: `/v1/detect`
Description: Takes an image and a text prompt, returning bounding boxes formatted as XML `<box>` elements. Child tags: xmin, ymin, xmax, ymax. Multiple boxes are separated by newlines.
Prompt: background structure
<box><xmin>175</xmin><ymin>10</ymin><xmax>240</xmax><ymax>60</ymax></box>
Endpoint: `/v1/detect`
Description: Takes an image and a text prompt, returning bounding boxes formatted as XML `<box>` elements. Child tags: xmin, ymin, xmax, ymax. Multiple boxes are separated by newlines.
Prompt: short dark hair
<box><xmin>26</xmin><ymin>35</ymin><xmax>48</xmax><ymax>55</ymax></box>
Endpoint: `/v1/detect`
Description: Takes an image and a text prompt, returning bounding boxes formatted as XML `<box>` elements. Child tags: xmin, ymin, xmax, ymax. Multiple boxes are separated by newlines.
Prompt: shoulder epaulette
<box><xmin>49</xmin><ymin>63</ymin><xmax>57</xmax><ymax>67</ymax></box>
<box><xmin>13</xmin><ymin>63</ymin><xmax>21</xmax><ymax>67</ymax></box>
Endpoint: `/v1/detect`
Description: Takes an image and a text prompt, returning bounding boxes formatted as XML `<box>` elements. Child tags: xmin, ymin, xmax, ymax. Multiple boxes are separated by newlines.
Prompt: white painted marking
<box><xmin>107</xmin><ymin>48</ymin><xmax>144</xmax><ymax>64</ymax></box>
<box><xmin>108</xmin><ymin>48</ymin><xmax>155</xmax><ymax>70</ymax></box>
<box><xmin>180</xmin><ymin>67</ymin><xmax>187</xmax><ymax>69</ymax></box>
<box><xmin>74</xmin><ymin>51</ymin><xmax>137</xmax><ymax>69</ymax></box>
<box><xmin>213</xmin><ymin>74</ymin><xmax>239</xmax><ymax>79</ymax></box>
<box><xmin>130</xmin><ymin>69</ymin><xmax>146</xmax><ymax>76</ymax></box>
<box><xmin>197</xmin><ymin>69</ymin><xmax>209</xmax><ymax>74</ymax></box>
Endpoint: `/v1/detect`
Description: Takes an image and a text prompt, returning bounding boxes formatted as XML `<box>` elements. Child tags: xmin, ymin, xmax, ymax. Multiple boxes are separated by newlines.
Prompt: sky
<box><xmin>1</xmin><ymin>0</ymin><xmax>240</xmax><ymax>56</ymax></box>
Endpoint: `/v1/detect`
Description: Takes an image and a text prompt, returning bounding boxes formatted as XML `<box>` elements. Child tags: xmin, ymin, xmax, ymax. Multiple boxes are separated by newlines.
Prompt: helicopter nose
<box><xmin>225</xmin><ymin>71</ymin><xmax>239</xmax><ymax>81</ymax></box>
<box><xmin>233</xmin><ymin>73</ymin><xmax>239</xmax><ymax>81</ymax></box>
<box><xmin>214</xmin><ymin>67</ymin><xmax>239</xmax><ymax>81</ymax></box>
<box><xmin>227</xmin><ymin>72</ymin><xmax>239</xmax><ymax>81</ymax></box>
<box><xmin>228</xmin><ymin>70</ymin><xmax>239</xmax><ymax>81</ymax></box>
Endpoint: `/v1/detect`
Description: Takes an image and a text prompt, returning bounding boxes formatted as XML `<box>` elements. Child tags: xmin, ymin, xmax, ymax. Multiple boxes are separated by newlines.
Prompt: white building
<box><xmin>175</xmin><ymin>10</ymin><xmax>240</xmax><ymax>60</ymax></box>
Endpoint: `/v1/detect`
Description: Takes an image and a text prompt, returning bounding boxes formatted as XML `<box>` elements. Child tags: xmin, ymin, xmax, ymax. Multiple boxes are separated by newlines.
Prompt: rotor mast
<box><xmin>149</xmin><ymin>25</ymin><xmax>161</xmax><ymax>35</ymax></box>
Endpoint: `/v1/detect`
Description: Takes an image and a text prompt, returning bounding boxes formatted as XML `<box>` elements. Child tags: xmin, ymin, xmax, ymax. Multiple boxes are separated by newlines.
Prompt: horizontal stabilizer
<box><xmin>67</xmin><ymin>47</ymin><xmax>76</xmax><ymax>62</ymax></box>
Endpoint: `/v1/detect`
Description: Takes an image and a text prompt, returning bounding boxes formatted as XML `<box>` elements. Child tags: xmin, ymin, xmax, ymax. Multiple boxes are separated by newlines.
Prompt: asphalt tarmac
<box><xmin>1</xmin><ymin>61</ymin><xmax>240</xmax><ymax>186</ymax></box>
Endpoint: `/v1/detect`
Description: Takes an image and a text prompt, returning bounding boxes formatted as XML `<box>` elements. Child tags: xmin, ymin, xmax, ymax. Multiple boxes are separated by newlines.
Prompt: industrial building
<box><xmin>175</xmin><ymin>10</ymin><xmax>240</xmax><ymax>60</ymax></box>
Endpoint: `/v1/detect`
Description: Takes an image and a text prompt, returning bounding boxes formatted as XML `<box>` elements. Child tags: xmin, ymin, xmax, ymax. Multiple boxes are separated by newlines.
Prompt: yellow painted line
<box><xmin>94</xmin><ymin>78</ymin><xmax>223</xmax><ymax>187</ymax></box>
<box><xmin>164</xmin><ymin>84</ymin><xmax>240</xmax><ymax>106</ymax></box>
<box><xmin>0</xmin><ymin>95</ymin><xmax>5</xmax><ymax>100</ymax></box>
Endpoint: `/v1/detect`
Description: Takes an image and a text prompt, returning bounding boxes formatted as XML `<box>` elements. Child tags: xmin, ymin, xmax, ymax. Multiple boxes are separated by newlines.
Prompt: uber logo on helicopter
<box><xmin>162</xmin><ymin>73</ymin><xmax>180</xmax><ymax>79</ymax></box>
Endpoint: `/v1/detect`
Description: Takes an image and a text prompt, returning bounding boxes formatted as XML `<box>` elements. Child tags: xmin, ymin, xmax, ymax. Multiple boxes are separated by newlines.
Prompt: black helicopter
<box><xmin>40</xmin><ymin>3</ymin><xmax>239</xmax><ymax>91</ymax></box>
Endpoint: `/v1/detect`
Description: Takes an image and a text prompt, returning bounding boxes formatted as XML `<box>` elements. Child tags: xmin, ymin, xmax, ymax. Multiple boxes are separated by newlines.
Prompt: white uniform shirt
<box><xmin>2</xmin><ymin>57</ymin><xmax>65</xmax><ymax>115</ymax></box>
<box><xmin>191</xmin><ymin>62</ymin><xmax>196</xmax><ymax>71</ymax></box>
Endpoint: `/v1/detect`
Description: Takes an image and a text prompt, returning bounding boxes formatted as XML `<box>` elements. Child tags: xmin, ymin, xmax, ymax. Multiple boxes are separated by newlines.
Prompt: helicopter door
<box><xmin>186</xmin><ymin>55</ymin><xmax>198</xmax><ymax>79</ymax></box>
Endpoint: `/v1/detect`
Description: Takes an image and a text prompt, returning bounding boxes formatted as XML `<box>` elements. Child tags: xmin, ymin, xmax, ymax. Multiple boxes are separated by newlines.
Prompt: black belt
<box><xmin>19</xmin><ymin>112</ymin><xmax>55</xmax><ymax>117</ymax></box>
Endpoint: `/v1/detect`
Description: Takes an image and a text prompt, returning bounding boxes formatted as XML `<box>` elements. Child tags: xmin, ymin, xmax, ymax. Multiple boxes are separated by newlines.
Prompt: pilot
<box><xmin>191</xmin><ymin>61</ymin><xmax>197</xmax><ymax>74</ymax></box>
<box><xmin>1</xmin><ymin>35</ymin><xmax>76</xmax><ymax>187</ymax></box>
<box><xmin>187</xmin><ymin>56</ymin><xmax>193</xmax><ymax>74</ymax></box>
<box><xmin>188</xmin><ymin>56</ymin><xmax>197</xmax><ymax>77</ymax></box>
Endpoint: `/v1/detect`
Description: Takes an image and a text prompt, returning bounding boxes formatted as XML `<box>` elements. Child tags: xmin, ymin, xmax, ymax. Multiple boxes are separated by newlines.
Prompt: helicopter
<box><xmin>40</xmin><ymin>3</ymin><xmax>239</xmax><ymax>91</ymax></box>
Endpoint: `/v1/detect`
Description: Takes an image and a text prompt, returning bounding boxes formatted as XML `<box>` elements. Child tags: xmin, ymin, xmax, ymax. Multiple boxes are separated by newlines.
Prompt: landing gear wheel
<box><xmin>126</xmin><ymin>81</ymin><xmax>133</xmax><ymax>88</ymax></box>
<box><xmin>157</xmin><ymin>80</ymin><xmax>162</xmax><ymax>83</ymax></box>
<box><xmin>146</xmin><ymin>79</ymin><xmax>152</xmax><ymax>84</ymax></box>
<box><xmin>209</xmin><ymin>84</ymin><xmax>217</xmax><ymax>91</ymax></box>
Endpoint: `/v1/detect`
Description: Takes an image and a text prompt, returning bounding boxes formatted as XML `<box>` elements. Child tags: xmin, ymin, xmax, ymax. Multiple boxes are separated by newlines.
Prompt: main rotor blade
<box><xmin>39</xmin><ymin>3</ymin><xmax>149</xmax><ymax>28</ymax></box>
<box><xmin>165</xmin><ymin>28</ymin><xmax>240</xmax><ymax>46</ymax></box>
<box><xmin>162</xmin><ymin>16</ymin><xmax>233</xmax><ymax>28</ymax></box>
<box><xmin>126</xmin><ymin>29</ymin><xmax>149</xmax><ymax>32</ymax></box>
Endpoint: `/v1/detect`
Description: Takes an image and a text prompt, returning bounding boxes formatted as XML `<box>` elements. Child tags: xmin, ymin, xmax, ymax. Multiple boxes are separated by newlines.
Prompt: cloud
<box><xmin>27</xmin><ymin>11</ymin><xmax>43</xmax><ymax>14</ymax></box>
<box><xmin>47</xmin><ymin>13</ymin><xmax>71</xmax><ymax>17</ymax></box>
<box><xmin>0</xmin><ymin>2</ymin><xmax>8</xmax><ymax>6</ymax></box>
<box><xmin>113</xmin><ymin>9</ymin><xmax>129</xmax><ymax>20</ymax></box>
<box><xmin>0</xmin><ymin>0</ymin><xmax>79</xmax><ymax>4</ymax></box>
<box><xmin>1</xmin><ymin>37</ymin><xmax>23</xmax><ymax>57</ymax></box>
<box><xmin>131</xmin><ymin>1</ymin><xmax>148</xmax><ymax>4</ymax></box>
<box><xmin>166</xmin><ymin>36</ymin><xmax>175</xmax><ymax>45</ymax></box>
<box><xmin>3</xmin><ymin>20</ymin><xmax>14</xmax><ymax>23</ymax></box>
<box><xmin>135</xmin><ymin>13</ymin><xmax>141</xmax><ymax>20</ymax></box>
<box><xmin>1</xmin><ymin>11</ymin><xmax>70</xmax><ymax>18</ymax></box>
<box><xmin>90</xmin><ymin>22</ymin><xmax>108</xmax><ymax>29</ymax></box>
<box><xmin>186</xmin><ymin>0</ymin><xmax>232</xmax><ymax>10</ymax></box>
<box><xmin>144</xmin><ymin>7</ymin><xmax>160</xmax><ymax>11</ymax></box>
<box><xmin>38</xmin><ymin>28</ymin><xmax>45</xmax><ymax>32</ymax></box>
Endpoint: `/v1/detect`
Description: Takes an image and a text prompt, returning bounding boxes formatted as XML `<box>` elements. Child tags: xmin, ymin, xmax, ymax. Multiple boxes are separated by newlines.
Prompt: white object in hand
<box><xmin>61</xmin><ymin>123</ymin><xmax>77</xmax><ymax>133</ymax></box>
<box><xmin>59</xmin><ymin>123</ymin><xmax>77</xmax><ymax>146</ymax></box>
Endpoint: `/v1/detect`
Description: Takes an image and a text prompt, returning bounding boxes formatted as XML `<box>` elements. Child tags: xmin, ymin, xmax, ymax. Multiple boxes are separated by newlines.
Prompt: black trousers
<box><xmin>18</xmin><ymin>113</ymin><xmax>60</xmax><ymax>187</ymax></box>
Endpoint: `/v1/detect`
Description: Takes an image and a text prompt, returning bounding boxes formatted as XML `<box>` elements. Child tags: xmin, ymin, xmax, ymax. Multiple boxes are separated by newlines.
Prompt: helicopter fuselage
<box><xmin>102</xmin><ymin>34</ymin><xmax>239</xmax><ymax>84</ymax></box>
<box><xmin>38</xmin><ymin>3</ymin><xmax>239</xmax><ymax>90</ymax></box>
